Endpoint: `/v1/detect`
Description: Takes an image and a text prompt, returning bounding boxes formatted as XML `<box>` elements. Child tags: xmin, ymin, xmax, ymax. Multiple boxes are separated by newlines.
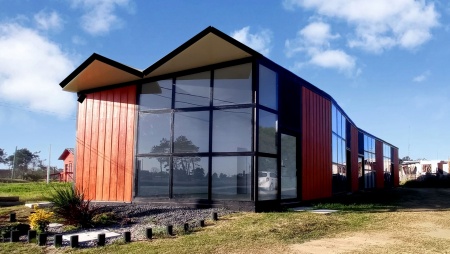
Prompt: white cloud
<box><xmin>283</xmin><ymin>0</ymin><xmax>439</xmax><ymax>53</ymax></box>
<box><xmin>72</xmin><ymin>35</ymin><xmax>87</xmax><ymax>45</ymax></box>
<box><xmin>0</xmin><ymin>23</ymin><xmax>76</xmax><ymax>118</ymax></box>
<box><xmin>413</xmin><ymin>70</ymin><xmax>431</xmax><ymax>82</ymax></box>
<box><xmin>231</xmin><ymin>26</ymin><xmax>272</xmax><ymax>56</ymax></box>
<box><xmin>285</xmin><ymin>21</ymin><xmax>356</xmax><ymax>74</ymax></box>
<box><xmin>71</xmin><ymin>0</ymin><xmax>132</xmax><ymax>36</ymax></box>
<box><xmin>34</xmin><ymin>10</ymin><xmax>63</xmax><ymax>31</ymax></box>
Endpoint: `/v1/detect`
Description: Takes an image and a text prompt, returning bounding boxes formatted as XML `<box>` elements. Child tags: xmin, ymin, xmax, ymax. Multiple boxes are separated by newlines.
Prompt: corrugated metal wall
<box><xmin>75</xmin><ymin>85</ymin><xmax>136</xmax><ymax>202</ymax></box>
<box><xmin>350</xmin><ymin>125</ymin><xmax>359</xmax><ymax>192</ymax></box>
<box><xmin>393</xmin><ymin>148</ymin><xmax>399</xmax><ymax>187</ymax></box>
<box><xmin>375</xmin><ymin>140</ymin><xmax>384</xmax><ymax>189</ymax></box>
<box><xmin>301</xmin><ymin>87</ymin><xmax>332</xmax><ymax>200</ymax></box>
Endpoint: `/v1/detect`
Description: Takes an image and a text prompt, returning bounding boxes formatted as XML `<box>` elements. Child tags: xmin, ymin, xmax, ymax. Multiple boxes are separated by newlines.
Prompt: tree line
<box><xmin>0</xmin><ymin>148</ymin><xmax>56</xmax><ymax>180</ymax></box>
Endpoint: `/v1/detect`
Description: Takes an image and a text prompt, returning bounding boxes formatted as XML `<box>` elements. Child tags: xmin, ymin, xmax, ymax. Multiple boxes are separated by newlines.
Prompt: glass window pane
<box><xmin>174</xmin><ymin>111</ymin><xmax>209</xmax><ymax>153</ymax></box>
<box><xmin>281</xmin><ymin>134</ymin><xmax>297</xmax><ymax>199</ymax></box>
<box><xmin>259</xmin><ymin>109</ymin><xmax>277</xmax><ymax>154</ymax></box>
<box><xmin>212</xmin><ymin>156</ymin><xmax>251</xmax><ymax>200</ymax></box>
<box><xmin>137</xmin><ymin>157</ymin><xmax>170</xmax><ymax>197</ymax></box>
<box><xmin>337</xmin><ymin>111</ymin><xmax>341</xmax><ymax>137</ymax></box>
<box><xmin>341</xmin><ymin>116</ymin><xmax>346</xmax><ymax>140</ymax></box>
<box><xmin>137</xmin><ymin>113</ymin><xmax>171</xmax><ymax>154</ymax></box>
<box><xmin>332</xmin><ymin>105</ymin><xmax>337</xmax><ymax>133</ymax></box>
<box><xmin>213</xmin><ymin>108</ymin><xmax>252</xmax><ymax>152</ymax></box>
<box><xmin>173</xmin><ymin>156</ymin><xmax>208</xmax><ymax>198</ymax></box>
<box><xmin>214</xmin><ymin>64</ymin><xmax>252</xmax><ymax>106</ymax></box>
<box><xmin>259</xmin><ymin>65</ymin><xmax>277</xmax><ymax>110</ymax></box>
<box><xmin>175</xmin><ymin>71</ymin><xmax>210</xmax><ymax>108</ymax></box>
<box><xmin>258</xmin><ymin>157</ymin><xmax>277</xmax><ymax>201</ymax></box>
<box><xmin>332</xmin><ymin>134</ymin><xmax>338</xmax><ymax>163</ymax></box>
<box><xmin>139</xmin><ymin>80</ymin><xmax>172</xmax><ymax>110</ymax></box>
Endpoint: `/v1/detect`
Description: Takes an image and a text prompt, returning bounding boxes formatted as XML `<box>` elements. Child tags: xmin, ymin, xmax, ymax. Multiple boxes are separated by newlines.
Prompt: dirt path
<box><xmin>288</xmin><ymin>188</ymin><xmax>450</xmax><ymax>254</ymax></box>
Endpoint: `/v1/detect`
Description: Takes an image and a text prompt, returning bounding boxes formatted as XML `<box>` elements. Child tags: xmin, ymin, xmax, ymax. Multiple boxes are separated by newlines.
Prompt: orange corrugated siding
<box><xmin>350</xmin><ymin>125</ymin><xmax>359</xmax><ymax>192</ymax></box>
<box><xmin>75</xmin><ymin>85</ymin><xmax>136</xmax><ymax>201</ymax></box>
<box><xmin>375</xmin><ymin>140</ymin><xmax>384</xmax><ymax>189</ymax></box>
<box><xmin>301</xmin><ymin>87</ymin><xmax>332</xmax><ymax>200</ymax></box>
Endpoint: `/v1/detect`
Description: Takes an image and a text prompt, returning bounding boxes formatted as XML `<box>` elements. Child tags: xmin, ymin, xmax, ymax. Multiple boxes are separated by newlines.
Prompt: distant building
<box><xmin>59</xmin><ymin>27</ymin><xmax>399</xmax><ymax>211</ymax></box>
<box><xmin>57</xmin><ymin>148</ymin><xmax>74</xmax><ymax>182</ymax></box>
<box><xmin>400</xmin><ymin>160</ymin><xmax>448</xmax><ymax>181</ymax></box>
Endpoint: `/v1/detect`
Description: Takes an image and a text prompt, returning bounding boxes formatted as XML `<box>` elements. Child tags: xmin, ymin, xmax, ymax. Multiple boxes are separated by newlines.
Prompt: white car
<box><xmin>258</xmin><ymin>171</ymin><xmax>278</xmax><ymax>191</ymax></box>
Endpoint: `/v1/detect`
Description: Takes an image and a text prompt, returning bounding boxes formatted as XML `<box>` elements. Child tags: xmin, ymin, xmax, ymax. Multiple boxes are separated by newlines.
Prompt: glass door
<box><xmin>281</xmin><ymin>133</ymin><xmax>297</xmax><ymax>199</ymax></box>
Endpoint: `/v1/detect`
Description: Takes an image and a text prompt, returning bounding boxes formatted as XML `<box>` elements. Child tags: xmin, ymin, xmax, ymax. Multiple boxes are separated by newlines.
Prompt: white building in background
<box><xmin>400</xmin><ymin>160</ymin><xmax>449</xmax><ymax>181</ymax></box>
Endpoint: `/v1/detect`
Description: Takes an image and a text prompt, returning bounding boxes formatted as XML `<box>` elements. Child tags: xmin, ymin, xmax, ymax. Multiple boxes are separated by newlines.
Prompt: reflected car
<box><xmin>258</xmin><ymin>171</ymin><xmax>277</xmax><ymax>190</ymax></box>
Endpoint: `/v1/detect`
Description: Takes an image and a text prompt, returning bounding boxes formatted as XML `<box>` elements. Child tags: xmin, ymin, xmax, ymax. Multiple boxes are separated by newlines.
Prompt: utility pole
<box><xmin>47</xmin><ymin>145</ymin><xmax>51</xmax><ymax>184</ymax></box>
<box><xmin>11</xmin><ymin>146</ymin><xmax>17</xmax><ymax>179</ymax></box>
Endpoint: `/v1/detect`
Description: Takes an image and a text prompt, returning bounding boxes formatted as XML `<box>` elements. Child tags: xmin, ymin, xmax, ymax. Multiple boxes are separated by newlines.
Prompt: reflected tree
<box><xmin>151</xmin><ymin>138</ymin><xmax>170</xmax><ymax>172</ymax></box>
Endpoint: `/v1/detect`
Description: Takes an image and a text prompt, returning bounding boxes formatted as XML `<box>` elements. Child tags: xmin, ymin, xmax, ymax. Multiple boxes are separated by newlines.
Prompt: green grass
<box><xmin>0</xmin><ymin>181</ymin><xmax>71</xmax><ymax>202</ymax></box>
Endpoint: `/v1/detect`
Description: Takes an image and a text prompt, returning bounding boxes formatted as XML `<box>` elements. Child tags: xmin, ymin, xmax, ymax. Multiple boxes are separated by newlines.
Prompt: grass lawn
<box><xmin>1</xmin><ymin>185</ymin><xmax>450</xmax><ymax>253</ymax></box>
<box><xmin>0</xmin><ymin>181</ymin><xmax>70</xmax><ymax>202</ymax></box>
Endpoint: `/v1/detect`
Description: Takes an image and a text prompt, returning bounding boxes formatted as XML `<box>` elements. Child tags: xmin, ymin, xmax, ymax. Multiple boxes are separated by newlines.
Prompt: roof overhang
<box><xmin>143</xmin><ymin>27</ymin><xmax>258</xmax><ymax>78</ymax></box>
<box><xmin>60</xmin><ymin>27</ymin><xmax>261</xmax><ymax>94</ymax></box>
<box><xmin>60</xmin><ymin>53</ymin><xmax>143</xmax><ymax>93</ymax></box>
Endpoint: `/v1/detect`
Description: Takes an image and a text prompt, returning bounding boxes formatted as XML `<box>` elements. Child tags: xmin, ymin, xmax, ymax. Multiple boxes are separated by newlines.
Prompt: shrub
<box><xmin>48</xmin><ymin>185</ymin><xmax>98</xmax><ymax>228</ymax></box>
<box><xmin>29</xmin><ymin>209</ymin><xmax>53</xmax><ymax>233</ymax></box>
<box><xmin>92</xmin><ymin>212</ymin><xmax>117</xmax><ymax>226</ymax></box>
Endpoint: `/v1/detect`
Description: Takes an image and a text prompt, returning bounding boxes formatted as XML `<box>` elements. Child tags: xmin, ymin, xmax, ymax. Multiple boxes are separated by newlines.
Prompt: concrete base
<box><xmin>25</xmin><ymin>202</ymin><xmax>53</xmax><ymax>208</ymax></box>
<box><xmin>63</xmin><ymin>230</ymin><xmax>121</xmax><ymax>243</ymax></box>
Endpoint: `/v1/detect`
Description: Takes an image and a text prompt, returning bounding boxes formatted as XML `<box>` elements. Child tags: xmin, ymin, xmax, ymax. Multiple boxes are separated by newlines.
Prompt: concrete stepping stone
<box><xmin>63</xmin><ymin>229</ymin><xmax>121</xmax><ymax>243</ymax></box>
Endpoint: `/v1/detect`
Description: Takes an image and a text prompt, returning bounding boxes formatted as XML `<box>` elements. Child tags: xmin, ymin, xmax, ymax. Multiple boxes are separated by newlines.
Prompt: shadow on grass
<box><xmin>307</xmin><ymin>187</ymin><xmax>450</xmax><ymax>213</ymax></box>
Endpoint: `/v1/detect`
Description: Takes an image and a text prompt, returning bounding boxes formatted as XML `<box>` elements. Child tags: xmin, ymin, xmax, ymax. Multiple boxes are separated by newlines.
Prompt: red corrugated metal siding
<box><xmin>75</xmin><ymin>85</ymin><xmax>136</xmax><ymax>201</ymax></box>
<box><xmin>350</xmin><ymin>125</ymin><xmax>359</xmax><ymax>192</ymax></box>
<box><xmin>375</xmin><ymin>140</ymin><xmax>384</xmax><ymax>189</ymax></box>
<box><xmin>301</xmin><ymin>87</ymin><xmax>332</xmax><ymax>200</ymax></box>
<box><xmin>393</xmin><ymin>148</ymin><xmax>399</xmax><ymax>187</ymax></box>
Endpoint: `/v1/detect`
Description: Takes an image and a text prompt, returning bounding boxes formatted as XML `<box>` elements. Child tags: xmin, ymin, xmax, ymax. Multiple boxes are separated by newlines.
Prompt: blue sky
<box><xmin>0</xmin><ymin>0</ymin><xmax>449</xmax><ymax>168</ymax></box>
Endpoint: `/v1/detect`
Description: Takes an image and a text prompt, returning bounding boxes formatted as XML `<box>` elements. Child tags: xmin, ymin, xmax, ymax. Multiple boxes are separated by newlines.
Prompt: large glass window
<box><xmin>175</xmin><ymin>72</ymin><xmax>210</xmax><ymax>108</ymax></box>
<box><xmin>212</xmin><ymin>156</ymin><xmax>251</xmax><ymax>200</ymax></box>
<box><xmin>281</xmin><ymin>134</ymin><xmax>297</xmax><ymax>199</ymax></box>
<box><xmin>136</xmin><ymin>62</ymin><xmax>256</xmax><ymax>200</ymax></box>
<box><xmin>137</xmin><ymin>113</ymin><xmax>171</xmax><ymax>154</ymax></box>
<box><xmin>213</xmin><ymin>64</ymin><xmax>252</xmax><ymax>106</ymax></box>
<box><xmin>332</xmin><ymin>104</ymin><xmax>347</xmax><ymax>193</ymax></box>
<box><xmin>213</xmin><ymin>108</ymin><xmax>252</xmax><ymax>152</ymax></box>
<box><xmin>364</xmin><ymin>135</ymin><xmax>376</xmax><ymax>189</ymax></box>
<box><xmin>173</xmin><ymin>156</ymin><xmax>208</xmax><ymax>198</ymax></box>
<box><xmin>174</xmin><ymin>111</ymin><xmax>209</xmax><ymax>153</ymax></box>
<box><xmin>259</xmin><ymin>65</ymin><xmax>277</xmax><ymax>110</ymax></box>
<box><xmin>137</xmin><ymin>157</ymin><xmax>170</xmax><ymax>197</ymax></box>
<box><xmin>258</xmin><ymin>157</ymin><xmax>277</xmax><ymax>201</ymax></box>
<box><xmin>140</xmin><ymin>80</ymin><xmax>172</xmax><ymax>110</ymax></box>
<box><xmin>259</xmin><ymin>109</ymin><xmax>277</xmax><ymax>154</ymax></box>
<box><xmin>383</xmin><ymin>143</ymin><xmax>392</xmax><ymax>187</ymax></box>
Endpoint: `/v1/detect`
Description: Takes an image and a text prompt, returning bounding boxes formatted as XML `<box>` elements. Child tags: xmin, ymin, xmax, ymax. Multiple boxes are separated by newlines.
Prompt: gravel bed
<box><xmin>41</xmin><ymin>204</ymin><xmax>235</xmax><ymax>248</ymax></box>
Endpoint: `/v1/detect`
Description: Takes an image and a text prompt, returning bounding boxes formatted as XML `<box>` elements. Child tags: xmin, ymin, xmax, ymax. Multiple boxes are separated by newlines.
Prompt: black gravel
<box><xmin>42</xmin><ymin>204</ymin><xmax>234</xmax><ymax>248</ymax></box>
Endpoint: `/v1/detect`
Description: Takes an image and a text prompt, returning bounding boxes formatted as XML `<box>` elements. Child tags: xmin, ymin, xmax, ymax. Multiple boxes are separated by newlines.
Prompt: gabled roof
<box><xmin>59</xmin><ymin>26</ymin><xmax>261</xmax><ymax>93</ymax></box>
<box><xmin>58</xmin><ymin>148</ymin><xmax>74</xmax><ymax>160</ymax></box>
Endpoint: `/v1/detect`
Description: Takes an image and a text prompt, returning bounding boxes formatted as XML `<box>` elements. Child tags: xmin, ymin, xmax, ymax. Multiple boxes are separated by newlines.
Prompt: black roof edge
<box><xmin>142</xmin><ymin>26</ymin><xmax>262</xmax><ymax>76</ymax></box>
<box><xmin>59</xmin><ymin>53</ymin><xmax>143</xmax><ymax>89</ymax></box>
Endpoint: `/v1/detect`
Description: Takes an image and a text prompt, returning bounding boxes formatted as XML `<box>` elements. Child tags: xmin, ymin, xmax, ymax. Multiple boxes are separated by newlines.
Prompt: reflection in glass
<box><xmin>137</xmin><ymin>113</ymin><xmax>171</xmax><ymax>154</ymax></box>
<box><xmin>212</xmin><ymin>156</ymin><xmax>251</xmax><ymax>200</ymax></box>
<box><xmin>281</xmin><ymin>134</ymin><xmax>296</xmax><ymax>199</ymax></box>
<box><xmin>259</xmin><ymin>109</ymin><xmax>277</xmax><ymax>154</ymax></box>
<box><xmin>332</xmin><ymin>105</ymin><xmax>347</xmax><ymax>193</ymax></box>
<box><xmin>213</xmin><ymin>63</ymin><xmax>252</xmax><ymax>106</ymax></box>
<box><xmin>364</xmin><ymin>135</ymin><xmax>376</xmax><ymax>188</ymax></box>
<box><xmin>259</xmin><ymin>65</ymin><xmax>277</xmax><ymax>110</ymax></box>
<box><xmin>173</xmin><ymin>156</ymin><xmax>208</xmax><ymax>198</ymax></box>
<box><xmin>213</xmin><ymin>108</ymin><xmax>252</xmax><ymax>152</ymax></box>
<box><xmin>258</xmin><ymin>157</ymin><xmax>277</xmax><ymax>200</ymax></box>
<box><xmin>140</xmin><ymin>80</ymin><xmax>172</xmax><ymax>110</ymax></box>
<box><xmin>137</xmin><ymin>157</ymin><xmax>170</xmax><ymax>197</ymax></box>
<box><xmin>174</xmin><ymin>111</ymin><xmax>209</xmax><ymax>153</ymax></box>
<box><xmin>175</xmin><ymin>72</ymin><xmax>210</xmax><ymax>108</ymax></box>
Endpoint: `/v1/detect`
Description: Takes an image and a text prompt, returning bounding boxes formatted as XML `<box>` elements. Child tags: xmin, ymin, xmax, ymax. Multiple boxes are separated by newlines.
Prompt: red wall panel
<box><xmin>301</xmin><ymin>87</ymin><xmax>332</xmax><ymax>200</ymax></box>
<box><xmin>75</xmin><ymin>85</ymin><xmax>136</xmax><ymax>201</ymax></box>
<box><xmin>393</xmin><ymin>148</ymin><xmax>399</xmax><ymax>187</ymax></box>
<box><xmin>350</xmin><ymin>125</ymin><xmax>359</xmax><ymax>192</ymax></box>
<box><xmin>375</xmin><ymin>140</ymin><xmax>384</xmax><ymax>189</ymax></box>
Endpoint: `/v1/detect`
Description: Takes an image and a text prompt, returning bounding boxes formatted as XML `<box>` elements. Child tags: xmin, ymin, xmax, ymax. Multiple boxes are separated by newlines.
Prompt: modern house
<box><xmin>60</xmin><ymin>26</ymin><xmax>399</xmax><ymax>211</ymax></box>
<box><xmin>57</xmin><ymin>148</ymin><xmax>75</xmax><ymax>182</ymax></box>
